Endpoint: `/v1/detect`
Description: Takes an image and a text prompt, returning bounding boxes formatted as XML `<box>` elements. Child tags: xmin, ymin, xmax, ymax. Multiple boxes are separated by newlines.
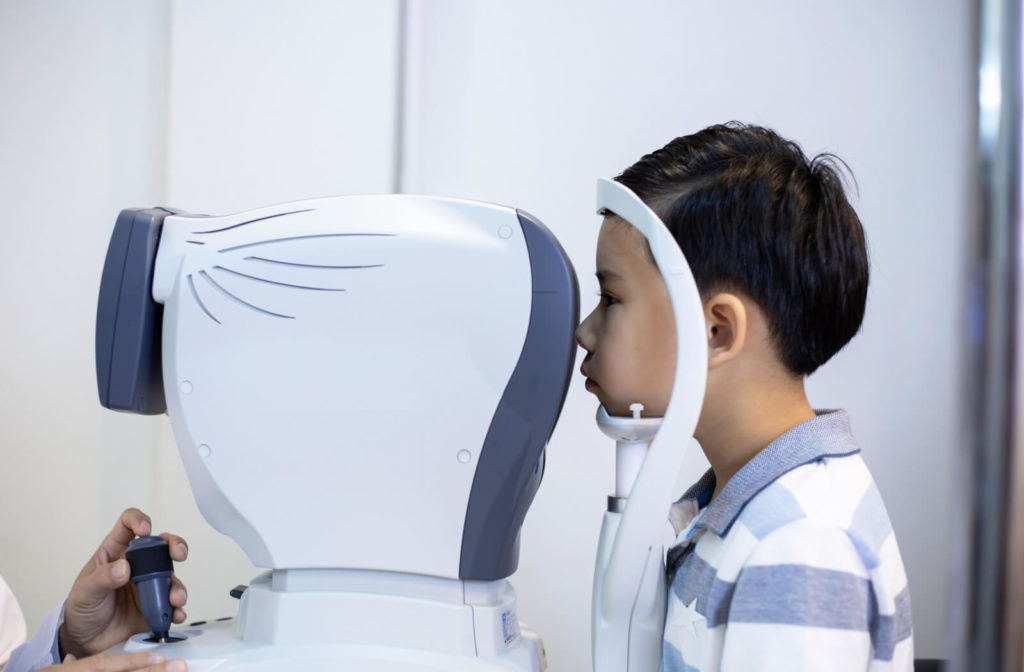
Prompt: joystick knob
<box><xmin>125</xmin><ymin>536</ymin><xmax>175</xmax><ymax>642</ymax></box>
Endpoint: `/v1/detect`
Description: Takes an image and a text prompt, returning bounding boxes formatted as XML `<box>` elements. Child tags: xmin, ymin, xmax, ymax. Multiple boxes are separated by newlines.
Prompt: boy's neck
<box><xmin>697</xmin><ymin>376</ymin><xmax>816</xmax><ymax>501</ymax></box>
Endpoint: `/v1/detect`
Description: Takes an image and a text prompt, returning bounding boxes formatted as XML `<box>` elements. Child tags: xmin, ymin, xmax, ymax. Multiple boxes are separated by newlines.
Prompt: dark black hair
<box><xmin>615</xmin><ymin>122</ymin><xmax>868</xmax><ymax>375</ymax></box>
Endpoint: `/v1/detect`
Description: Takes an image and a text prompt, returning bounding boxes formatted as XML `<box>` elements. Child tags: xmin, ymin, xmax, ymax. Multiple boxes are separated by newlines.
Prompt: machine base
<box><xmin>112</xmin><ymin>619</ymin><xmax>546</xmax><ymax>671</ymax></box>
<box><xmin>108</xmin><ymin>570</ymin><xmax>546</xmax><ymax>671</ymax></box>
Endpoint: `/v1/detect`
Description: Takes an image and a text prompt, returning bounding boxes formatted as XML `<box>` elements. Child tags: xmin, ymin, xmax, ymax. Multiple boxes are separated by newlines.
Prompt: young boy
<box><xmin>576</xmin><ymin>123</ymin><xmax>913</xmax><ymax>671</ymax></box>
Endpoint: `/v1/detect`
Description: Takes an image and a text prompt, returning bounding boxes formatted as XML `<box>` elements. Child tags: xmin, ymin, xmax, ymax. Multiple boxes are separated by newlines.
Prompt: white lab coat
<box><xmin>1</xmin><ymin>575</ymin><xmax>61</xmax><ymax>672</ymax></box>
<box><xmin>0</xmin><ymin>576</ymin><xmax>27</xmax><ymax>671</ymax></box>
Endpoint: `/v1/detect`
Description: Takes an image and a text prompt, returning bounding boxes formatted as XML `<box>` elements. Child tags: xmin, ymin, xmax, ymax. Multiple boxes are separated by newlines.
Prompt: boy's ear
<box><xmin>704</xmin><ymin>293</ymin><xmax>747</xmax><ymax>369</ymax></box>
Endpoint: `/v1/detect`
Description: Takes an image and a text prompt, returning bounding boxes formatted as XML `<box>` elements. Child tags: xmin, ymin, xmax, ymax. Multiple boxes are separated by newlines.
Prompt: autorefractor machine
<box><xmin>94</xmin><ymin>181</ymin><xmax>706</xmax><ymax>671</ymax></box>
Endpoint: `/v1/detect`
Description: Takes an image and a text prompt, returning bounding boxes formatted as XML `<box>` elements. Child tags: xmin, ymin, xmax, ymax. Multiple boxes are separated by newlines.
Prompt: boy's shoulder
<box><xmin>677</xmin><ymin>410</ymin><xmax>899</xmax><ymax>566</ymax></box>
<box><xmin>737</xmin><ymin>447</ymin><xmax>897</xmax><ymax>575</ymax></box>
<box><xmin>743</xmin><ymin>439</ymin><xmax>884</xmax><ymax>543</ymax></box>
<box><xmin>676</xmin><ymin>410</ymin><xmax>865</xmax><ymax>539</ymax></box>
<box><xmin>664</xmin><ymin>411</ymin><xmax>914</xmax><ymax>671</ymax></box>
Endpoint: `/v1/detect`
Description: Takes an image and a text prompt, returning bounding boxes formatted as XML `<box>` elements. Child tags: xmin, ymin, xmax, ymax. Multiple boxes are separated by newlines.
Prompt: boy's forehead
<box><xmin>599</xmin><ymin>213</ymin><xmax>644</xmax><ymax>244</ymax></box>
<box><xmin>598</xmin><ymin>214</ymin><xmax>652</xmax><ymax>266</ymax></box>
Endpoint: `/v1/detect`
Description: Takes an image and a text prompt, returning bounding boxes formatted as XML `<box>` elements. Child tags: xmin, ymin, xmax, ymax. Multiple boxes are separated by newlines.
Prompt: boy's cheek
<box><xmin>591</xmin><ymin>379</ymin><xmax>633</xmax><ymax>416</ymax></box>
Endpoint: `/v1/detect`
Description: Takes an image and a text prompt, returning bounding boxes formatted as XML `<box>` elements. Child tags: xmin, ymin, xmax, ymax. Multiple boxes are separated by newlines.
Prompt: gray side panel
<box><xmin>95</xmin><ymin>207</ymin><xmax>179</xmax><ymax>415</ymax></box>
<box><xmin>459</xmin><ymin>210</ymin><xmax>580</xmax><ymax>580</ymax></box>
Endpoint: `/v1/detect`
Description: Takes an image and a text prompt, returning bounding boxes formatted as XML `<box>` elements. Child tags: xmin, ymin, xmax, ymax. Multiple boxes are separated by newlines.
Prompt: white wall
<box><xmin>0</xmin><ymin>0</ymin><xmax>171</xmax><ymax>632</ymax></box>
<box><xmin>0</xmin><ymin>0</ymin><xmax>971</xmax><ymax>667</ymax></box>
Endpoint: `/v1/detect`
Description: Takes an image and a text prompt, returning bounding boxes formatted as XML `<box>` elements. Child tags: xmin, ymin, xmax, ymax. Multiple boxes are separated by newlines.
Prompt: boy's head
<box><xmin>576</xmin><ymin>123</ymin><xmax>868</xmax><ymax>418</ymax></box>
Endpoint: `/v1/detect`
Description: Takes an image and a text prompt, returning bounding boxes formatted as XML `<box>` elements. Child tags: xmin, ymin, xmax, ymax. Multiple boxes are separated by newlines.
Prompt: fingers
<box><xmin>99</xmin><ymin>509</ymin><xmax>153</xmax><ymax>561</ymax></box>
<box><xmin>163</xmin><ymin>535</ymin><xmax>188</xmax><ymax>624</ymax></box>
<box><xmin>159</xmin><ymin>534</ymin><xmax>188</xmax><ymax>563</ymax></box>
<box><xmin>168</xmin><ymin>577</ymin><xmax>187</xmax><ymax>608</ymax></box>
<box><xmin>168</xmin><ymin>576</ymin><xmax>188</xmax><ymax>624</ymax></box>
<box><xmin>162</xmin><ymin>535</ymin><xmax>188</xmax><ymax>624</ymax></box>
<box><xmin>138</xmin><ymin>659</ymin><xmax>187</xmax><ymax>672</ymax></box>
<box><xmin>142</xmin><ymin>659</ymin><xmax>186</xmax><ymax>672</ymax></box>
<box><xmin>74</xmin><ymin>509</ymin><xmax>150</xmax><ymax>606</ymax></box>
<box><xmin>59</xmin><ymin>652</ymin><xmax>186</xmax><ymax>671</ymax></box>
<box><xmin>72</xmin><ymin>558</ymin><xmax>132</xmax><ymax>606</ymax></box>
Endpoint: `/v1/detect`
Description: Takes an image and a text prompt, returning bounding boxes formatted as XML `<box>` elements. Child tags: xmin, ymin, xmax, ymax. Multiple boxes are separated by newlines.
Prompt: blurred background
<box><xmin>0</xmin><ymin>1</ymin><xmax>979</xmax><ymax>669</ymax></box>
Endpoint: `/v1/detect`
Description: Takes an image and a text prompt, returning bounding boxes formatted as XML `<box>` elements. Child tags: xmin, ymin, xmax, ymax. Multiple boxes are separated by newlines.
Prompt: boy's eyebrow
<box><xmin>596</xmin><ymin>269</ymin><xmax>622</xmax><ymax>283</ymax></box>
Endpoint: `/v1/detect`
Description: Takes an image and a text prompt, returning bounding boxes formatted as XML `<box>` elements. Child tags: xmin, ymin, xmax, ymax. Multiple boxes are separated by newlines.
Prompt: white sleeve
<box><xmin>0</xmin><ymin>576</ymin><xmax>27</xmax><ymax>670</ymax></box>
<box><xmin>3</xmin><ymin>602</ymin><xmax>64</xmax><ymax>672</ymax></box>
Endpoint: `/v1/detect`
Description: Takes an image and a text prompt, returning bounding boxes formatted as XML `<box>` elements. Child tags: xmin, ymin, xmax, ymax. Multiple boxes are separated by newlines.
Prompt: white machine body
<box><xmin>590</xmin><ymin>179</ymin><xmax>709</xmax><ymax>672</ymax></box>
<box><xmin>153</xmin><ymin>196</ymin><xmax>531</xmax><ymax>574</ymax></box>
<box><xmin>97</xmin><ymin>194</ymin><xmax>579</xmax><ymax>670</ymax></box>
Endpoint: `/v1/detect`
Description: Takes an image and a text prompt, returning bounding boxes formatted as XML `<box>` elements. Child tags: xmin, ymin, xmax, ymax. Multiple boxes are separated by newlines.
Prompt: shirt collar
<box><xmin>678</xmin><ymin>409</ymin><xmax>860</xmax><ymax>537</ymax></box>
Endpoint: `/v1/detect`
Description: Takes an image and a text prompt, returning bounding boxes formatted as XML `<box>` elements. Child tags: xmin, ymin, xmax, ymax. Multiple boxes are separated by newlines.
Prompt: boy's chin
<box><xmin>601</xmin><ymin>398</ymin><xmax>668</xmax><ymax>419</ymax></box>
<box><xmin>584</xmin><ymin>389</ymin><xmax>617</xmax><ymax>415</ymax></box>
<box><xmin>582</xmin><ymin>381</ymin><xmax>666</xmax><ymax>417</ymax></box>
<box><xmin>600</xmin><ymin>399</ymin><xmax>638</xmax><ymax>418</ymax></box>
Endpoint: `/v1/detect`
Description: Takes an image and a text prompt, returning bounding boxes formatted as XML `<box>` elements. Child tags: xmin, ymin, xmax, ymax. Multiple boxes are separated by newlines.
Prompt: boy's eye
<box><xmin>597</xmin><ymin>291</ymin><xmax>619</xmax><ymax>307</ymax></box>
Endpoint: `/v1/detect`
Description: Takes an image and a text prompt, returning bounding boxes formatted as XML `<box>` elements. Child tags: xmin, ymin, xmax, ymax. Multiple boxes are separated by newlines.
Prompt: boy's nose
<box><xmin>575</xmin><ymin>309</ymin><xmax>596</xmax><ymax>353</ymax></box>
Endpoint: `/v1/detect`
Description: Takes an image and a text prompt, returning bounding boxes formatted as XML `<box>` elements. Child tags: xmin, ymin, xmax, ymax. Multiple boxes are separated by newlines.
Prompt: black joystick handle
<box><xmin>125</xmin><ymin>536</ymin><xmax>174</xmax><ymax>641</ymax></box>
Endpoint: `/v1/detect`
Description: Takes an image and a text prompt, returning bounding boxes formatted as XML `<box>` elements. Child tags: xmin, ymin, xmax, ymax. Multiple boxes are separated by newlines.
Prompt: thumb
<box><xmin>65</xmin><ymin>654</ymin><xmax>78</xmax><ymax>663</ymax></box>
<box><xmin>73</xmin><ymin>559</ymin><xmax>131</xmax><ymax>606</ymax></box>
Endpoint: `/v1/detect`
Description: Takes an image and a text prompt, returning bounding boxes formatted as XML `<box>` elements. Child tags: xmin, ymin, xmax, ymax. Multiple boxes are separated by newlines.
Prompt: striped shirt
<box><xmin>661</xmin><ymin>410</ymin><xmax>913</xmax><ymax>671</ymax></box>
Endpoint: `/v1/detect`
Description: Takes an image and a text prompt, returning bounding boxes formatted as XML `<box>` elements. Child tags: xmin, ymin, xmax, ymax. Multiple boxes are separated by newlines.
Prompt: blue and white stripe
<box><xmin>662</xmin><ymin>410</ymin><xmax>913</xmax><ymax>671</ymax></box>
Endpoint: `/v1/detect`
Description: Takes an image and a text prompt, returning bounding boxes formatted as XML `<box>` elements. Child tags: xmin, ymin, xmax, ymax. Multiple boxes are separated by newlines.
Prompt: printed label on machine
<box><xmin>501</xmin><ymin>609</ymin><xmax>521</xmax><ymax>647</ymax></box>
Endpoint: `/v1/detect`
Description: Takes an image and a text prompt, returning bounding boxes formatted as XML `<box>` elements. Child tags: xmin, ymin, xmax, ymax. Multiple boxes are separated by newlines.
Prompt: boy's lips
<box><xmin>580</xmin><ymin>365</ymin><xmax>598</xmax><ymax>390</ymax></box>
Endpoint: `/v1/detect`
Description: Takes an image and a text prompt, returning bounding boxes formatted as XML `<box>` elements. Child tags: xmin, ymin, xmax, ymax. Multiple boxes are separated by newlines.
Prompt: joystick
<box><xmin>125</xmin><ymin>536</ymin><xmax>183</xmax><ymax>643</ymax></box>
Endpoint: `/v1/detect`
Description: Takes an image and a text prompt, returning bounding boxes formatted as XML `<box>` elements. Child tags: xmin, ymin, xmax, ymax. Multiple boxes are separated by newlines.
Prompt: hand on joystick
<box><xmin>60</xmin><ymin>509</ymin><xmax>189</xmax><ymax>659</ymax></box>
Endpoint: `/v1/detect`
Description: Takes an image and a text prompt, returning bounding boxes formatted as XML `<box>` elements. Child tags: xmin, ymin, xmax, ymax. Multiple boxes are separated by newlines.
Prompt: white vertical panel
<box><xmin>403</xmin><ymin>1</ymin><xmax>971</xmax><ymax>666</ymax></box>
<box><xmin>150</xmin><ymin>0</ymin><xmax>402</xmax><ymax>626</ymax></box>
<box><xmin>0</xmin><ymin>0</ymin><xmax>170</xmax><ymax>632</ymax></box>
<box><xmin>164</xmin><ymin>0</ymin><xmax>400</xmax><ymax>213</ymax></box>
